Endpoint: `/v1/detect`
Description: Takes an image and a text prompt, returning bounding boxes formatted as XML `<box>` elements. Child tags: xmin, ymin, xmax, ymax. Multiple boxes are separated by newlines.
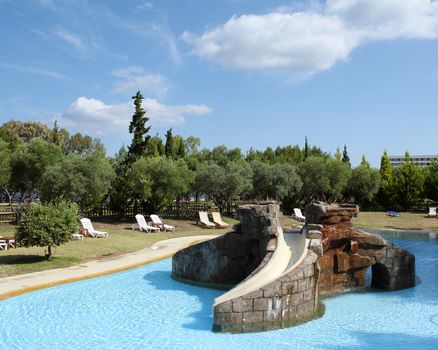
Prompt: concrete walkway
<box><xmin>0</xmin><ymin>235</ymin><xmax>218</xmax><ymax>301</ymax></box>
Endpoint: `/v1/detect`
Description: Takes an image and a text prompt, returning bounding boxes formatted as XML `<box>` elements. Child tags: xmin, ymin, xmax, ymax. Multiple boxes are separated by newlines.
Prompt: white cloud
<box><xmin>184</xmin><ymin>0</ymin><xmax>438</xmax><ymax>76</ymax></box>
<box><xmin>0</xmin><ymin>61</ymin><xmax>66</xmax><ymax>79</ymax></box>
<box><xmin>60</xmin><ymin>96</ymin><xmax>212</xmax><ymax>134</ymax></box>
<box><xmin>137</xmin><ymin>1</ymin><xmax>153</xmax><ymax>10</ymax></box>
<box><xmin>111</xmin><ymin>66</ymin><xmax>169</xmax><ymax>97</ymax></box>
<box><xmin>53</xmin><ymin>29</ymin><xmax>86</xmax><ymax>54</ymax></box>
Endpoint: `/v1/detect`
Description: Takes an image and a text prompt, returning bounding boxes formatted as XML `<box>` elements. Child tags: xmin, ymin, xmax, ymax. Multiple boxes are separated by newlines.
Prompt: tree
<box><xmin>425</xmin><ymin>157</ymin><xmax>438</xmax><ymax>202</ymax></box>
<box><xmin>127</xmin><ymin>91</ymin><xmax>151</xmax><ymax>162</ymax></box>
<box><xmin>251</xmin><ymin>161</ymin><xmax>302</xmax><ymax>201</ymax></box>
<box><xmin>0</xmin><ymin>140</ymin><xmax>11</xmax><ymax>202</ymax></box>
<box><xmin>39</xmin><ymin>150</ymin><xmax>115</xmax><ymax>213</ymax></box>
<box><xmin>304</xmin><ymin>136</ymin><xmax>309</xmax><ymax>159</ymax></box>
<box><xmin>335</xmin><ymin>147</ymin><xmax>342</xmax><ymax>161</ymax></box>
<box><xmin>64</xmin><ymin>132</ymin><xmax>94</xmax><ymax>155</ymax></box>
<box><xmin>164</xmin><ymin>128</ymin><xmax>174</xmax><ymax>159</ymax></box>
<box><xmin>177</xmin><ymin>138</ymin><xmax>187</xmax><ymax>158</ymax></box>
<box><xmin>9</xmin><ymin>138</ymin><xmax>63</xmax><ymax>201</ymax></box>
<box><xmin>194</xmin><ymin>160</ymin><xmax>253</xmax><ymax>213</ymax></box>
<box><xmin>145</xmin><ymin>135</ymin><xmax>165</xmax><ymax>157</ymax></box>
<box><xmin>342</xmin><ymin>145</ymin><xmax>351</xmax><ymax>167</ymax></box>
<box><xmin>393</xmin><ymin>152</ymin><xmax>425</xmax><ymax>210</ymax></box>
<box><xmin>126</xmin><ymin>157</ymin><xmax>193</xmax><ymax>212</ymax></box>
<box><xmin>16</xmin><ymin>201</ymin><xmax>78</xmax><ymax>260</ymax></box>
<box><xmin>0</xmin><ymin>120</ymin><xmax>52</xmax><ymax>150</ymax></box>
<box><xmin>297</xmin><ymin>156</ymin><xmax>350</xmax><ymax>204</ymax></box>
<box><xmin>345</xmin><ymin>156</ymin><xmax>381</xmax><ymax>208</ymax></box>
<box><xmin>377</xmin><ymin>150</ymin><xmax>394</xmax><ymax>209</ymax></box>
<box><xmin>185</xmin><ymin>136</ymin><xmax>200</xmax><ymax>155</ymax></box>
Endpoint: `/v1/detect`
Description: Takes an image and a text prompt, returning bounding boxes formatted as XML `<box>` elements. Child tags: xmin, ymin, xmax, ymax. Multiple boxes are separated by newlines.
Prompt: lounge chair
<box><xmin>427</xmin><ymin>207</ymin><xmax>437</xmax><ymax>217</ymax></box>
<box><xmin>293</xmin><ymin>208</ymin><xmax>306</xmax><ymax>222</ymax></box>
<box><xmin>0</xmin><ymin>239</ymin><xmax>7</xmax><ymax>250</ymax></box>
<box><xmin>134</xmin><ymin>214</ymin><xmax>160</xmax><ymax>232</ymax></box>
<box><xmin>198</xmin><ymin>211</ymin><xmax>216</xmax><ymax>229</ymax></box>
<box><xmin>150</xmin><ymin>214</ymin><xmax>175</xmax><ymax>231</ymax></box>
<box><xmin>72</xmin><ymin>233</ymin><xmax>84</xmax><ymax>240</ymax></box>
<box><xmin>211</xmin><ymin>212</ymin><xmax>229</xmax><ymax>229</ymax></box>
<box><xmin>80</xmin><ymin>218</ymin><xmax>109</xmax><ymax>238</ymax></box>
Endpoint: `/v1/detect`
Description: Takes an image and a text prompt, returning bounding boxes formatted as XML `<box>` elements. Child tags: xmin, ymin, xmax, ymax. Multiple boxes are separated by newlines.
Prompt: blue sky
<box><xmin>1</xmin><ymin>0</ymin><xmax>438</xmax><ymax>166</ymax></box>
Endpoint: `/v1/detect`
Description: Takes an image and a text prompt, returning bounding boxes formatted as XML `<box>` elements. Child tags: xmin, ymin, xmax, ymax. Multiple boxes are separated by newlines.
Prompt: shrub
<box><xmin>16</xmin><ymin>201</ymin><xmax>78</xmax><ymax>260</ymax></box>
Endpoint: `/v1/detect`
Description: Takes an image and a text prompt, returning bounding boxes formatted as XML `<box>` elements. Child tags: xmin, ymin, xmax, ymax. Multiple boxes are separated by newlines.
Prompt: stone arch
<box><xmin>371</xmin><ymin>263</ymin><xmax>391</xmax><ymax>289</ymax></box>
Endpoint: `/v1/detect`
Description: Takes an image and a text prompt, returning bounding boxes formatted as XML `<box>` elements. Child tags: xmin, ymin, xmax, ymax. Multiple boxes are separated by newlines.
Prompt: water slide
<box><xmin>214</xmin><ymin>226</ymin><xmax>309</xmax><ymax>307</ymax></box>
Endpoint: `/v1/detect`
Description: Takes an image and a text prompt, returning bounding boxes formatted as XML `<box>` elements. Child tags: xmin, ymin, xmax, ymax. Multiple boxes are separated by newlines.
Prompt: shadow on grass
<box><xmin>0</xmin><ymin>255</ymin><xmax>80</xmax><ymax>265</ymax></box>
<box><xmin>143</xmin><ymin>270</ymin><xmax>222</xmax><ymax>332</ymax></box>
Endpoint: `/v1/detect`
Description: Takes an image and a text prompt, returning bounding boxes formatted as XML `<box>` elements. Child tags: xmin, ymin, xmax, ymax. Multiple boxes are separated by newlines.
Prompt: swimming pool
<box><xmin>1</xmin><ymin>231</ymin><xmax>437</xmax><ymax>350</ymax></box>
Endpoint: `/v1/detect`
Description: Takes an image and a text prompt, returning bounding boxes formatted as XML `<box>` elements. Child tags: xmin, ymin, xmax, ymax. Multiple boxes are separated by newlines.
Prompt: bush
<box><xmin>16</xmin><ymin>201</ymin><xmax>78</xmax><ymax>260</ymax></box>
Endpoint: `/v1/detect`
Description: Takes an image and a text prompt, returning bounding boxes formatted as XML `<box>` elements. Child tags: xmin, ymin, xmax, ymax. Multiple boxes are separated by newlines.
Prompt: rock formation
<box><xmin>171</xmin><ymin>202</ymin><xmax>415</xmax><ymax>333</ymax></box>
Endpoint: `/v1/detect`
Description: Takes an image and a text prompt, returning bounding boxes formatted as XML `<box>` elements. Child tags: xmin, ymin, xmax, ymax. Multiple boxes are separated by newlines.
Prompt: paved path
<box><xmin>0</xmin><ymin>235</ymin><xmax>218</xmax><ymax>301</ymax></box>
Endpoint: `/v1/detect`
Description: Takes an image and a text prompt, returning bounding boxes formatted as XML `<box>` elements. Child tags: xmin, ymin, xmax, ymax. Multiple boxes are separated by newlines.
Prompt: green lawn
<box><xmin>2</xmin><ymin>211</ymin><xmax>437</xmax><ymax>279</ymax></box>
<box><xmin>0</xmin><ymin>217</ymin><xmax>237</xmax><ymax>278</ymax></box>
<box><xmin>351</xmin><ymin>211</ymin><xmax>438</xmax><ymax>231</ymax></box>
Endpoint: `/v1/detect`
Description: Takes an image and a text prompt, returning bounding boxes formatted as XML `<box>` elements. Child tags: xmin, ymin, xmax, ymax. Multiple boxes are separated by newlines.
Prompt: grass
<box><xmin>352</xmin><ymin>211</ymin><xmax>438</xmax><ymax>231</ymax></box>
<box><xmin>0</xmin><ymin>217</ymin><xmax>237</xmax><ymax>278</ymax></box>
<box><xmin>2</xmin><ymin>211</ymin><xmax>437</xmax><ymax>279</ymax></box>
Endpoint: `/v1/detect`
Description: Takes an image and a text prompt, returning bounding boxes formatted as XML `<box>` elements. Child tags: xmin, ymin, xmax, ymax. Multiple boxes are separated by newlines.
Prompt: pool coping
<box><xmin>0</xmin><ymin>235</ymin><xmax>219</xmax><ymax>301</ymax></box>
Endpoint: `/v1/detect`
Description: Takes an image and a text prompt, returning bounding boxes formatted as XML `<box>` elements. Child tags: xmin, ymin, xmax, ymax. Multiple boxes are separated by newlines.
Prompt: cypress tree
<box><xmin>377</xmin><ymin>150</ymin><xmax>393</xmax><ymax>209</ymax></box>
<box><xmin>342</xmin><ymin>145</ymin><xmax>351</xmax><ymax>167</ymax></box>
<box><xmin>304</xmin><ymin>136</ymin><xmax>309</xmax><ymax>159</ymax></box>
<box><xmin>127</xmin><ymin>91</ymin><xmax>150</xmax><ymax>162</ymax></box>
<box><xmin>164</xmin><ymin>128</ymin><xmax>174</xmax><ymax>159</ymax></box>
<box><xmin>177</xmin><ymin>139</ymin><xmax>186</xmax><ymax>159</ymax></box>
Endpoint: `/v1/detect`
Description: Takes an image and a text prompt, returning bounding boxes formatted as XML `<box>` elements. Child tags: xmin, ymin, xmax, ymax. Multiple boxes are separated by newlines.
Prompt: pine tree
<box><xmin>127</xmin><ymin>91</ymin><xmax>150</xmax><ymax>162</ymax></box>
<box><xmin>164</xmin><ymin>128</ymin><xmax>174</xmax><ymax>159</ymax></box>
<box><xmin>342</xmin><ymin>145</ymin><xmax>351</xmax><ymax>167</ymax></box>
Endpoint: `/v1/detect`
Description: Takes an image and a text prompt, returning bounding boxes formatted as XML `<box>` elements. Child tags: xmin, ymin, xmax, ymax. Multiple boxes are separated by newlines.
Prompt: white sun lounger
<box><xmin>427</xmin><ymin>207</ymin><xmax>437</xmax><ymax>217</ymax></box>
<box><xmin>150</xmin><ymin>214</ymin><xmax>175</xmax><ymax>231</ymax></box>
<box><xmin>211</xmin><ymin>212</ymin><xmax>229</xmax><ymax>229</ymax></box>
<box><xmin>199</xmin><ymin>211</ymin><xmax>216</xmax><ymax>229</ymax></box>
<box><xmin>134</xmin><ymin>214</ymin><xmax>160</xmax><ymax>232</ymax></box>
<box><xmin>293</xmin><ymin>208</ymin><xmax>306</xmax><ymax>222</ymax></box>
<box><xmin>80</xmin><ymin>218</ymin><xmax>109</xmax><ymax>238</ymax></box>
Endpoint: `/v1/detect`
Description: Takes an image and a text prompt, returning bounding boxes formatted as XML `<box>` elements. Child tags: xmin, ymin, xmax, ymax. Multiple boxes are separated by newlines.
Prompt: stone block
<box><xmin>282</xmin><ymin>281</ymin><xmax>298</xmax><ymax>294</ymax></box>
<box><xmin>308</xmin><ymin>230</ymin><xmax>322</xmax><ymax>239</ymax></box>
<box><xmin>253</xmin><ymin>298</ymin><xmax>270</xmax><ymax>311</ymax></box>
<box><xmin>232</xmin><ymin>298</ymin><xmax>253</xmax><ymax>313</ymax></box>
<box><xmin>290</xmin><ymin>292</ymin><xmax>304</xmax><ymax>307</ymax></box>
<box><xmin>263</xmin><ymin>282</ymin><xmax>281</xmax><ymax>297</ymax></box>
<box><xmin>216</xmin><ymin>300</ymin><xmax>232</xmax><ymax>313</ymax></box>
<box><xmin>303</xmin><ymin>287</ymin><xmax>314</xmax><ymax>302</ymax></box>
<box><xmin>309</xmin><ymin>239</ymin><xmax>323</xmax><ymax>256</ymax></box>
<box><xmin>242</xmin><ymin>311</ymin><xmax>263</xmax><ymax>324</ymax></box>
<box><xmin>263</xmin><ymin>309</ymin><xmax>282</xmax><ymax>321</ymax></box>
<box><xmin>241</xmin><ymin>289</ymin><xmax>263</xmax><ymax>299</ymax></box>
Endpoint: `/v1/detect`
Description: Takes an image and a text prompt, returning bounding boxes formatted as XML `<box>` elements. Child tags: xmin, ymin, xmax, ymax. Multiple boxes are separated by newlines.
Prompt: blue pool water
<box><xmin>1</xmin><ymin>232</ymin><xmax>437</xmax><ymax>350</ymax></box>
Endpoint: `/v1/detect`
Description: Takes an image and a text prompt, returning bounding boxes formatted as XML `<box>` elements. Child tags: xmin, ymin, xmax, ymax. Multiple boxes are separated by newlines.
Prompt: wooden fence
<box><xmin>87</xmin><ymin>202</ymin><xmax>221</xmax><ymax>220</ymax></box>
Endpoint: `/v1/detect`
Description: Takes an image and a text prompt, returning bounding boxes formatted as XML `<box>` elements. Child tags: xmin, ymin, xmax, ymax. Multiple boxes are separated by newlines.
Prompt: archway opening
<box><xmin>371</xmin><ymin>263</ymin><xmax>391</xmax><ymax>289</ymax></box>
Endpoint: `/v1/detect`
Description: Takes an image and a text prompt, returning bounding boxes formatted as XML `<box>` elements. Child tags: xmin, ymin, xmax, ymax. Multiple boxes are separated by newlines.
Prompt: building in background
<box><xmin>389</xmin><ymin>155</ymin><xmax>438</xmax><ymax>168</ymax></box>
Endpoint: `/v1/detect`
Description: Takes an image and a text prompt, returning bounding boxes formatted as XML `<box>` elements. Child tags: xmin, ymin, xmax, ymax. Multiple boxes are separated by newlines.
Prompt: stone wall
<box><xmin>172</xmin><ymin>203</ymin><xmax>280</xmax><ymax>287</ymax></box>
<box><xmin>305</xmin><ymin>202</ymin><xmax>415</xmax><ymax>294</ymax></box>
<box><xmin>213</xmin><ymin>250</ymin><xmax>320</xmax><ymax>333</ymax></box>
<box><xmin>171</xmin><ymin>202</ymin><xmax>416</xmax><ymax>334</ymax></box>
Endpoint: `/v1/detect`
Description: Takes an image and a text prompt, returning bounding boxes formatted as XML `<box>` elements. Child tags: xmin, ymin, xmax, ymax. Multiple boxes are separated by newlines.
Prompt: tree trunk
<box><xmin>46</xmin><ymin>246</ymin><xmax>52</xmax><ymax>260</ymax></box>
